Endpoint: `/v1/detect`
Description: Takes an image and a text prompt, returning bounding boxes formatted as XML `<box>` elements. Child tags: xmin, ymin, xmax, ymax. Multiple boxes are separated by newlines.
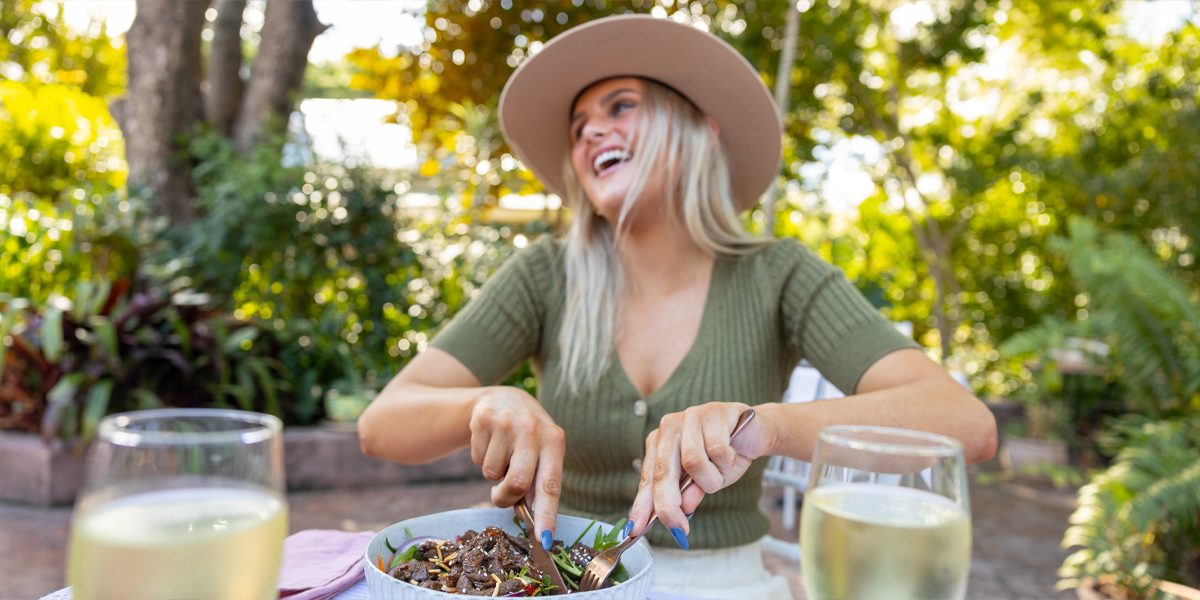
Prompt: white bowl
<box><xmin>363</xmin><ymin>507</ymin><xmax>654</xmax><ymax>599</ymax></box>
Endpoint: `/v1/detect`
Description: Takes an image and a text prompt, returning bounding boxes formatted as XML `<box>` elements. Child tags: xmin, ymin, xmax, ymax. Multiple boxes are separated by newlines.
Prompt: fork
<box><xmin>577</xmin><ymin>409</ymin><xmax>757</xmax><ymax>592</ymax></box>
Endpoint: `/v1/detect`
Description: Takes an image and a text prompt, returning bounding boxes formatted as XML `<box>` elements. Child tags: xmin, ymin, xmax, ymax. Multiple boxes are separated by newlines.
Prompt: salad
<box><xmin>375</xmin><ymin>518</ymin><xmax>630</xmax><ymax>596</ymax></box>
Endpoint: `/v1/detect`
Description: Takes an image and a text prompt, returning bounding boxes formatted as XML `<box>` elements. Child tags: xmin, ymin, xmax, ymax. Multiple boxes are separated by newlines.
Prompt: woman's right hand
<box><xmin>469</xmin><ymin>386</ymin><xmax>565</xmax><ymax>551</ymax></box>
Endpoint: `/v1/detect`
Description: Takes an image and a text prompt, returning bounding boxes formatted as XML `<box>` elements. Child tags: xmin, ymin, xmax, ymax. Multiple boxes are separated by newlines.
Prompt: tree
<box><xmin>114</xmin><ymin>0</ymin><xmax>328</xmax><ymax>226</ymax></box>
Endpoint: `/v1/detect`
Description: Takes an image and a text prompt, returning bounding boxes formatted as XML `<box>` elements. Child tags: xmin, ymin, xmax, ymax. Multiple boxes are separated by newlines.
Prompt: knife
<box><xmin>515</xmin><ymin>497</ymin><xmax>570</xmax><ymax>595</ymax></box>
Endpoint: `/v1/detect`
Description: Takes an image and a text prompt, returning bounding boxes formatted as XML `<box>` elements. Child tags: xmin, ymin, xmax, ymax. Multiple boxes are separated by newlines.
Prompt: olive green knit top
<box><xmin>430</xmin><ymin>236</ymin><xmax>918</xmax><ymax>550</ymax></box>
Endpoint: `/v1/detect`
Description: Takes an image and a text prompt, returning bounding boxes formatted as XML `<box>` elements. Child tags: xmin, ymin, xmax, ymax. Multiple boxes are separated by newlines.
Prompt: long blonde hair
<box><xmin>557</xmin><ymin>78</ymin><xmax>769</xmax><ymax>394</ymax></box>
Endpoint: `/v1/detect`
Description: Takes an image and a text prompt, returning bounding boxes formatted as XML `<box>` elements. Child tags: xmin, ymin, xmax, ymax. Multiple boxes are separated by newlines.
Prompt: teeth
<box><xmin>592</xmin><ymin>149</ymin><xmax>631</xmax><ymax>174</ymax></box>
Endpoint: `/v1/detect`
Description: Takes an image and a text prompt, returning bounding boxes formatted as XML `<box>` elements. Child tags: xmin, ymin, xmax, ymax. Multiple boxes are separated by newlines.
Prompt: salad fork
<box><xmin>577</xmin><ymin>409</ymin><xmax>757</xmax><ymax>592</ymax></box>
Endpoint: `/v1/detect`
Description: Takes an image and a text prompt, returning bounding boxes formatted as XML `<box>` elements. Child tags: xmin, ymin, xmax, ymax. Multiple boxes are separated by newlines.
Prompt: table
<box><xmin>44</xmin><ymin>580</ymin><xmax>702</xmax><ymax>599</ymax></box>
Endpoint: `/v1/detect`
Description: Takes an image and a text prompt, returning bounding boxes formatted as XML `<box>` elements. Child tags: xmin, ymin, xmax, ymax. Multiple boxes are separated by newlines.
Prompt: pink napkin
<box><xmin>278</xmin><ymin>529</ymin><xmax>376</xmax><ymax>600</ymax></box>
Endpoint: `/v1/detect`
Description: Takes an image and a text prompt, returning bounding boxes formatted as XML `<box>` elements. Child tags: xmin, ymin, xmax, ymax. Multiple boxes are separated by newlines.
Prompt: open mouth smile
<box><xmin>592</xmin><ymin>148</ymin><xmax>632</xmax><ymax>177</ymax></box>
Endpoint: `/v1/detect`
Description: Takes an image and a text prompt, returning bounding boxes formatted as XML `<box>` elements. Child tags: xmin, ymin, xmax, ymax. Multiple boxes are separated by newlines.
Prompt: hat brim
<box><xmin>498</xmin><ymin>15</ymin><xmax>782</xmax><ymax>212</ymax></box>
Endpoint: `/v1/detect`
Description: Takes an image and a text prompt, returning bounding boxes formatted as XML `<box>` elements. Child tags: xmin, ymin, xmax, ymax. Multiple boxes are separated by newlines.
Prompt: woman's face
<box><xmin>569</xmin><ymin>77</ymin><xmax>644</xmax><ymax>220</ymax></box>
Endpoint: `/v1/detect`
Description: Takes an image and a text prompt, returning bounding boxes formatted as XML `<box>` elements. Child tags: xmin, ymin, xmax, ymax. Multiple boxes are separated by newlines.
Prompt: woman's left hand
<box><xmin>626</xmin><ymin>402</ymin><xmax>775</xmax><ymax>549</ymax></box>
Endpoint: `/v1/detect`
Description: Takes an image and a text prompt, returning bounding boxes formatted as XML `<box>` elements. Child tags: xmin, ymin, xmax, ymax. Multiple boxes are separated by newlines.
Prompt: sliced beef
<box><xmin>570</xmin><ymin>541</ymin><xmax>599</xmax><ymax>570</ymax></box>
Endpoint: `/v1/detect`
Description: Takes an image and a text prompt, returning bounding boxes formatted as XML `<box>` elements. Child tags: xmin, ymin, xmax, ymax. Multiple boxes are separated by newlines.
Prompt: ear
<box><xmin>706</xmin><ymin>115</ymin><xmax>721</xmax><ymax>140</ymax></box>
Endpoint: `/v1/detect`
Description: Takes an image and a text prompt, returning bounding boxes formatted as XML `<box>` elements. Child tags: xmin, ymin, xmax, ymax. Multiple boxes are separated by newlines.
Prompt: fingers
<box><xmin>680</xmin><ymin>409</ymin><xmax>724</xmax><ymax>494</ymax></box>
<box><xmin>532</xmin><ymin>431</ymin><xmax>565</xmax><ymax>551</ymax></box>
<box><xmin>479</xmin><ymin>426</ymin><xmax>514</xmax><ymax>482</ymax></box>
<box><xmin>628</xmin><ymin>429</ymin><xmax>659</xmax><ymax>538</ymax></box>
<box><xmin>491</xmin><ymin>432</ymin><xmax>538</xmax><ymax>508</ymax></box>
<box><xmin>652</xmin><ymin>430</ymin><xmax>690</xmax><ymax>543</ymax></box>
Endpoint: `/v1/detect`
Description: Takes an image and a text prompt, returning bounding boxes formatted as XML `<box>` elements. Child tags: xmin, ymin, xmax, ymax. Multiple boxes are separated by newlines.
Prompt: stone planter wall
<box><xmin>0</xmin><ymin>432</ymin><xmax>87</xmax><ymax>505</ymax></box>
<box><xmin>1000</xmin><ymin>435</ymin><xmax>1069</xmax><ymax>470</ymax></box>
<box><xmin>0</xmin><ymin>426</ymin><xmax>483</xmax><ymax>506</ymax></box>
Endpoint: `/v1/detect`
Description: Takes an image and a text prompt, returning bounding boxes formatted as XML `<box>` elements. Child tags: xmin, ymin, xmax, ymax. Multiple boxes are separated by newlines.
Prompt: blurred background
<box><xmin>1</xmin><ymin>1</ymin><xmax>1198</xmax><ymax>598</ymax></box>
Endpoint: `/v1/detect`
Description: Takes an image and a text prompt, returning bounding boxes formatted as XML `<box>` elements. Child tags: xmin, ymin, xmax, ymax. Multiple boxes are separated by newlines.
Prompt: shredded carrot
<box><xmin>377</xmin><ymin>555</ymin><xmax>384</xmax><ymax>571</ymax></box>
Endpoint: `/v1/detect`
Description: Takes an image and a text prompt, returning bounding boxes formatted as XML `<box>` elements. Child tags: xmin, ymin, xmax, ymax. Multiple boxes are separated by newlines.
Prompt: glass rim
<box><xmin>817</xmin><ymin>425</ymin><xmax>963</xmax><ymax>458</ymax></box>
<box><xmin>96</xmin><ymin>408</ymin><xmax>282</xmax><ymax>447</ymax></box>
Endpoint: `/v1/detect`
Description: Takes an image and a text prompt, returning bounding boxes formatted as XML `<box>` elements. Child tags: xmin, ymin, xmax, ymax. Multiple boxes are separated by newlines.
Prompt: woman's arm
<box><xmin>358</xmin><ymin>347</ymin><xmax>485</xmax><ymax>464</ymax></box>
<box><xmin>758</xmin><ymin>348</ymin><xmax>998</xmax><ymax>464</ymax></box>
<box><xmin>627</xmin><ymin>348</ymin><xmax>997</xmax><ymax>544</ymax></box>
<box><xmin>358</xmin><ymin>347</ymin><xmax>566</xmax><ymax>551</ymax></box>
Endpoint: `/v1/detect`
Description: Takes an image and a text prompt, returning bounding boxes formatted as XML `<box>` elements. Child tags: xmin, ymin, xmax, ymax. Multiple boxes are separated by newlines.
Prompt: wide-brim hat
<box><xmin>498</xmin><ymin>14</ymin><xmax>782</xmax><ymax>212</ymax></box>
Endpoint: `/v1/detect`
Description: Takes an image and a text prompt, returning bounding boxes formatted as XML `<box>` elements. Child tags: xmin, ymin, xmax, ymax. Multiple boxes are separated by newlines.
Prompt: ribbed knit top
<box><xmin>430</xmin><ymin>235</ymin><xmax>918</xmax><ymax>549</ymax></box>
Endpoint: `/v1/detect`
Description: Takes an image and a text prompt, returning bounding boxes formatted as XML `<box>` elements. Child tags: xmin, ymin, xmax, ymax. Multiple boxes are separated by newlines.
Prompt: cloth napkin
<box><xmin>278</xmin><ymin>529</ymin><xmax>376</xmax><ymax>600</ymax></box>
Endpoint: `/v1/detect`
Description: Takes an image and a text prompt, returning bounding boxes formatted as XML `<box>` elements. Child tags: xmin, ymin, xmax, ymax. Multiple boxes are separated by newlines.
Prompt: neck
<box><xmin>613</xmin><ymin>207</ymin><xmax>713</xmax><ymax>297</ymax></box>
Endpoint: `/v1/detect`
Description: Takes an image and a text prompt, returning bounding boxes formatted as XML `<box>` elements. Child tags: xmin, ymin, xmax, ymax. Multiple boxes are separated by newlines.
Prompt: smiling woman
<box><xmin>357</xmin><ymin>15</ymin><xmax>996</xmax><ymax>600</ymax></box>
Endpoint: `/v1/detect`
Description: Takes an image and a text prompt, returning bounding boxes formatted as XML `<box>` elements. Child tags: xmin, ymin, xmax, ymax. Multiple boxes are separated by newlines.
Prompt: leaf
<box><xmin>164</xmin><ymin>308</ymin><xmax>192</xmax><ymax>357</ymax></box>
<box><xmin>129</xmin><ymin>388</ymin><xmax>162</xmax><ymax>410</ymax></box>
<box><xmin>81</xmin><ymin>379</ymin><xmax>114</xmax><ymax>442</ymax></box>
<box><xmin>90</xmin><ymin>279</ymin><xmax>113</xmax><ymax>317</ymax></box>
<box><xmin>73</xmin><ymin>281</ymin><xmax>93</xmax><ymax>322</ymax></box>
<box><xmin>40</xmin><ymin>373</ymin><xmax>85</xmax><ymax>444</ymax></box>
<box><xmin>41</xmin><ymin>307</ymin><xmax>63</xmax><ymax>362</ymax></box>
<box><xmin>388</xmin><ymin>545</ymin><xmax>419</xmax><ymax>570</ymax></box>
<box><xmin>87</xmin><ymin>315</ymin><xmax>119</xmax><ymax>360</ymax></box>
<box><xmin>231</xmin><ymin>364</ymin><xmax>256</xmax><ymax>411</ymax></box>
<box><xmin>593</xmin><ymin>518</ymin><xmax>626</xmax><ymax>552</ymax></box>
<box><xmin>222</xmin><ymin>327</ymin><xmax>258</xmax><ymax>354</ymax></box>
<box><xmin>246</xmin><ymin>358</ymin><xmax>280</xmax><ymax>418</ymax></box>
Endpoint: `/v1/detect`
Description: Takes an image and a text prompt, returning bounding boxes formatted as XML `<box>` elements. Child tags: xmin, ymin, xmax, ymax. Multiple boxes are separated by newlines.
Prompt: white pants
<box><xmin>649</xmin><ymin>540</ymin><xmax>795</xmax><ymax>600</ymax></box>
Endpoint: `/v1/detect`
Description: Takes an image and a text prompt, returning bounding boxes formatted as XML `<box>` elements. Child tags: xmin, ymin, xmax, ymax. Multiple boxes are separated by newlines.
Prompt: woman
<box><xmin>359</xmin><ymin>15</ymin><xmax>996</xmax><ymax>599</ymax></box>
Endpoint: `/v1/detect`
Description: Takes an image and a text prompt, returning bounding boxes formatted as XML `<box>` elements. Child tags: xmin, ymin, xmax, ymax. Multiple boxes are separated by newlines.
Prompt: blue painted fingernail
<box><xmin>670</xmin><ymin>527</ymin><xmax>689</xmax><ymax>550</ymax></box>
<box><xmin>686</xmin><ymin>512</ymin><xmax>694</xmax><ymax>522</ymax></box>
<box><xmin>622</xmin><ymin>520</ymin><xmax>634</xmax><ymax>538</ymax></box>
<box><xmin>541</xmin><ymin>529</ymin><xmax>553</xmax><ymax>551</ymax></box>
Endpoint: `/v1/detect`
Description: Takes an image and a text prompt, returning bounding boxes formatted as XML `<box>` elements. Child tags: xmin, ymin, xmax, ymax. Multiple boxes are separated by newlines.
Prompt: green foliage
<box><xmin>0</xmin><ymin>0</ymin><xmax>127</xmax><ymax>97</ymax></box>
<box><xmin>1059</xmin><ymin>416</ymin><xmax>1200</xmax><ymax>597</ymax></box>
<box><xmin>1049</xmin><ymin>219</ymin><xmax>1200</xmax><ymax>417</ymax></box>
<box><xmin>0</xmin><ymin>276</ymin><xmax>290</xmax><ymax>443</ymax></box>
<box><xmin>167</xmin><ymin>129</ymin><xmax>542</xmax><ymax>412</ymax></box>
<box><xmin>0</xmin><ymin>79</ymin><xmax>129</xmax><ymax>303</ymax></box>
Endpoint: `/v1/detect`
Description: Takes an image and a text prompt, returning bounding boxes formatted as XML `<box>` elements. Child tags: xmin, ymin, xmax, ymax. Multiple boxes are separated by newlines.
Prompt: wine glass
<box><xmin>800</xmin><ymin>426</ymin><xmax>971</xmax><ymax>600</ymax></box>
<box><xmin>67</xmin><ymin>408</ymin><xmax>288</xmax><ymax>600</ymax></box>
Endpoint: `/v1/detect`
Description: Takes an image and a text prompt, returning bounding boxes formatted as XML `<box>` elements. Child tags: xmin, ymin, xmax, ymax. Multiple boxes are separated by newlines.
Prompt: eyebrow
<box><xmin>571</xmin><ymin>88</ymin><xmax>636</xmax><ymax>126</ymax></box>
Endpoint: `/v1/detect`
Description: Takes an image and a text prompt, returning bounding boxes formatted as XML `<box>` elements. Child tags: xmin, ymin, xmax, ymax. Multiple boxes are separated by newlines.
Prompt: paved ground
<box><xmin>1</xmin><ymin>476</ymin><xmax>1076</xmax><ymax>600</ymax></box>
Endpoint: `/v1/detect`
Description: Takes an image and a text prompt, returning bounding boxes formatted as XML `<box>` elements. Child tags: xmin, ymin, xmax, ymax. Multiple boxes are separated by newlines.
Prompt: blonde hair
<box><xmin>557</xmin><ymin>78</ymin><xmax>769</xmax><ymax>394</ymax></box>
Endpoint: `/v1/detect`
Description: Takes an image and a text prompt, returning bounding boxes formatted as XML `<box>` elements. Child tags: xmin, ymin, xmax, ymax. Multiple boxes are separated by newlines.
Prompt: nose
<box><xmin>579</xmin><ymin>115</ymin><xmax>610</xmax><ymax>142</ymax></box>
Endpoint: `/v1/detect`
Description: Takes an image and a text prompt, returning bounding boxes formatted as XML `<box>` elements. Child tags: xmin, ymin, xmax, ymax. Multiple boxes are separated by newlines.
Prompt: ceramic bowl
<box><xmin>363</xmin><ymin>507</ymin><xmax>654</xmax><ymax>599</ymax></box>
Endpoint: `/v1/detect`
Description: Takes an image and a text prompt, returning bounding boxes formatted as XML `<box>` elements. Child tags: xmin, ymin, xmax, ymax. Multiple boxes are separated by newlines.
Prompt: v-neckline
<box><xmin>611</xmin><ymin>256</ymin><xmax>723</xmax><ymax>401</ymax></box>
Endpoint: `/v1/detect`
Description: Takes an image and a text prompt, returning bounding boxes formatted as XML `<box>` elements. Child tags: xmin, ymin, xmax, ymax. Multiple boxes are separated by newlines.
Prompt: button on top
<box><xmin>633</xmin><ymin>400</ymin><xmax>648</xmax><ymax>417</ymax></box>
<box><xmin>632</xmin><ymin>458</ymin><xmax>644</xmax><ymax>471</ymax></box>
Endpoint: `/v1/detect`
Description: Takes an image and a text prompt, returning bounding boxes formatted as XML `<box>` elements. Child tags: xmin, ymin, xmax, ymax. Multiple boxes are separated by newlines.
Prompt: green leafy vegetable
<box><xmin>384</xmin><ymin>537</ymin><xmax>397</xmax><ymax>554</ymax></box>
<box><xmin>593</xmin><ymin>518</ymin><xmax>626</xmax><ymax>551</ymax></box>
<box><xmin>388</xmin><ymin>544</ymin><xmax>420</xmax><ymax>570</ymax></box>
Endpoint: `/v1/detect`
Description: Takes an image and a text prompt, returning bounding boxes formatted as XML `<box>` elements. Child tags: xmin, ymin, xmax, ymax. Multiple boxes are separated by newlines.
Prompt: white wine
<box><xmin>68</xmin><ymin>487</ymin><xmax>288</xmax><ymax>600</ymax></box>
<box><xmin>800</xmin><ymin>483</ymin><xmax>970</xmax><ymax>600</ymax></box>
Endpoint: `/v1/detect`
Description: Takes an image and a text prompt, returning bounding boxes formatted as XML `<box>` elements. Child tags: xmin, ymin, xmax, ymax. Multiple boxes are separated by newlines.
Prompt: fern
<box><xmin>1047</xmin><ymin>219</ymin><xmax>1200</xmax><ymax>417</ymax></box>
<box><xmin>1059</xmin><ymin>417</ymin><xmax>1200</xmax><ymax>597</ymax></box>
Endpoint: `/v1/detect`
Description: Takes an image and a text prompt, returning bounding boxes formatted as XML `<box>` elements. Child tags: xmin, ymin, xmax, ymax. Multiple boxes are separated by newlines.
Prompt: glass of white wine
<box><xmin>800</xmin><ymin>426</ymin><xmax>970</xmax><ymax>600</ymax></box>
<box><xmin>67</xmin><ymin>409</ymin><xmax>288</xmax><ymax>600</ymax></box>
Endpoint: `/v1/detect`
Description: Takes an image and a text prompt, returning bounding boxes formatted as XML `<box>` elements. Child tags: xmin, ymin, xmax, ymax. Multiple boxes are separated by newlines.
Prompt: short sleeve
<box><xmin>429</xmin><ymin>237</ymin><xmax>557</xmax><ymax>386</ymax></box>
<box><xmin>777</xmin><ymin>240</ymin><xmax>920</xmax><ymax>394</ymax></box>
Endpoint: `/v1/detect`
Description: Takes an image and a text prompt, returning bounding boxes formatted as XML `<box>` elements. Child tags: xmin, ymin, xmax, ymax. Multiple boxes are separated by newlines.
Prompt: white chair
<box><xmin>762</xmin><ymin>360</ymin><xmax>843</xmax><ymax>531</ymax></box>
<box><xmin>760</xmin><ymin>322</ymin><xmax>916</xmax><ymax>558</ymax></box>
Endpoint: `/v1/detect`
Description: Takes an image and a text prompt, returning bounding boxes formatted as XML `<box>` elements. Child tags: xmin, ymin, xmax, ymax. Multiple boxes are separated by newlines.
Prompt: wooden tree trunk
<box><xmin>761</xmin><ymin>3</ymin><xmax>800</xmax><ymax>237</ymax></box>
<box><xmin>117</xmin><ymin>0</ymin><xmax>207</xmax><ymax>225</ymax></box>
<box><xmin>205</xmin><ymin>0</ymin><xmax>246</xmax><ymax>136</ymax></box>
<box><xmin>233</xmin><ymin>0</ymin><xmax>327</xmax><ymax>153</ymax></box>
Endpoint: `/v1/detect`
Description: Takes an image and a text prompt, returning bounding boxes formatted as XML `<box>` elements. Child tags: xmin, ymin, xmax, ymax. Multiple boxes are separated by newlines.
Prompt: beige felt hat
<box><xmin>498</xmin><ymin>14</ymin><xmax>782</xmax><ymax>212</ymax></box>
